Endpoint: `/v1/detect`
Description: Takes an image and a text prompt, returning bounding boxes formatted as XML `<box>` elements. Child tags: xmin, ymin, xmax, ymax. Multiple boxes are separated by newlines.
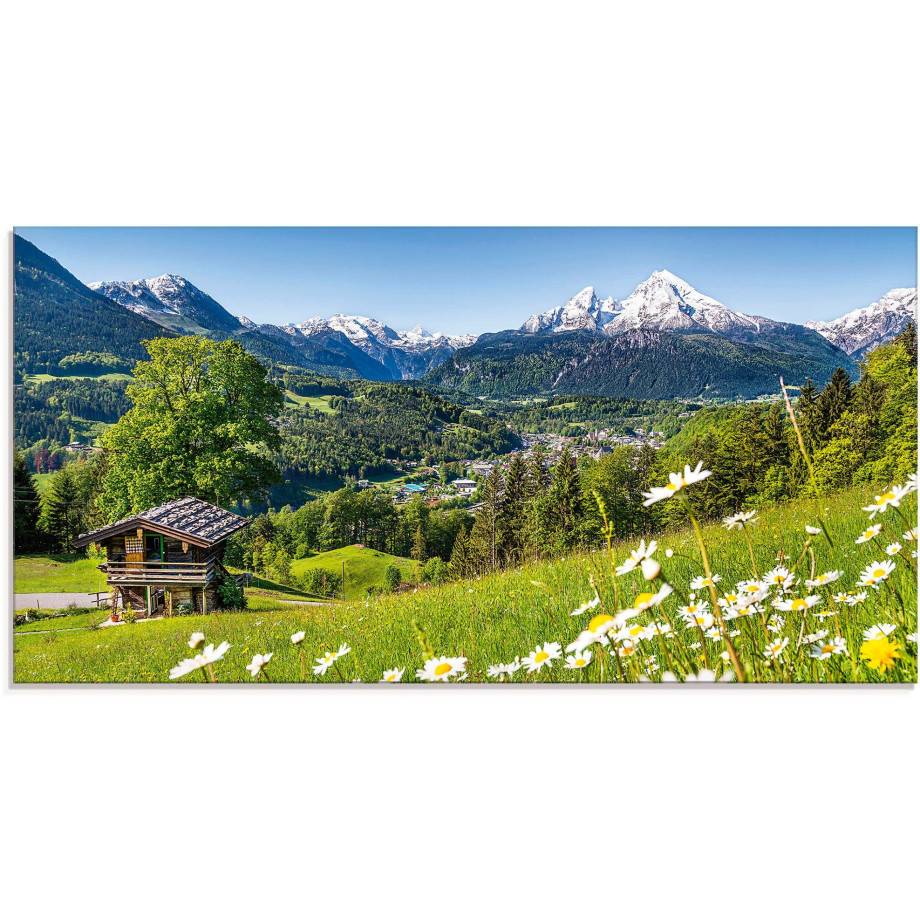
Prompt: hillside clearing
<box><xmin>291</xmin><ymin>545</ymin><xmax>417</xmax><ymax>599</ymax></box>
<box><xmin>13</xmin><ymin>486</ymin><xmax>918</xmax><ymax>683</ymax></box>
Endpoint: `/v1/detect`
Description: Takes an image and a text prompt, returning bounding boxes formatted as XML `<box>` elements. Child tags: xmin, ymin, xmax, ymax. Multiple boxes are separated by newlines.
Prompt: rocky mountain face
<box><xmin>806</xmin><ymin>288</ymin><xmax>917</xmax><ymax>358</ymax></box>
<box><xmin>92</xmin><ymin>277</ymin><xmax>478</xmax><ymax>380</ymax></box>
<box><xmin>90</xmin><ymin>275</ymin><xmax>242</xmax><ymax>333</ymax></box>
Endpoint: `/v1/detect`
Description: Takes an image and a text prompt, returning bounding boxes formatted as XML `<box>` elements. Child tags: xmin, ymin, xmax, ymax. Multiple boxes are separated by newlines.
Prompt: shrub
<box><xmin>383</xmin><ymin>564</ymin><xmax>402</xmax><ymax>592</ymax></box>
<box><xmin>217</xmin><ymin>581</ymin><xmax>246</xmax><ymax>610</ymax></box>
<box><xmin>298</xmin><ymin>568</ymin><xmax>342</xmax><ymax>597</ymax></box>
<box><xmin>122</xmin><ymin>604</ymin><xmax>138</xmax><ymax>624</ymax></box>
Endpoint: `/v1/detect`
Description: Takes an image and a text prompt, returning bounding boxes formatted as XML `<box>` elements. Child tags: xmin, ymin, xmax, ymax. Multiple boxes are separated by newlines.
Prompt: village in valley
<box><xmin>373</xmin><ymin>425</ymin><xmax>667</xmax><ymax>510</ymax></box>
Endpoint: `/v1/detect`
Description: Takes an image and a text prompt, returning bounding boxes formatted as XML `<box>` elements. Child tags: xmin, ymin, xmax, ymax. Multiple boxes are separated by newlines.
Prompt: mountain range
<box><xmin>13</xmin><ymin>234</ymin><xmax>916</xmax><ymax>399</ymax></box>
<box><xmin>805</xmin><ymin>287</ymin><xmax>917</xmax><ymax>359</ymax></box>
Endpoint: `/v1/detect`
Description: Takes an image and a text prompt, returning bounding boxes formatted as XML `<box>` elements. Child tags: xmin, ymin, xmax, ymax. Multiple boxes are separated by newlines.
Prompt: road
<box><xmin>14</xmin><ymin>592</ymin><xmax>109</xmax><ymax>610</ymax></box>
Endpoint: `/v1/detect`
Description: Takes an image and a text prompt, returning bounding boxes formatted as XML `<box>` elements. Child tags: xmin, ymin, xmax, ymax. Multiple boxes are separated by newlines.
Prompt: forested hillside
<box><xmin>13</xmin><ymin>235</ymin><xmax>172</xmax><ymax>373</ymax></box>
<box><xmin>275</xmin><ymin>377</ymin><xmax>519</xmax><ymax>484</ymax></box>
<box><xmin>425</xmin><ymin>328</ymin><xmax>855</xmax><ymax>399</ymax></box>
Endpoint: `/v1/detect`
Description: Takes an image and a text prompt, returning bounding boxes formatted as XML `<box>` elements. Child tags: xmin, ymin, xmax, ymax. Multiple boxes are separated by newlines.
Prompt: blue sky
<box><xmin>16</xmin><ymin>227</ymin><xmax>917</xmax><ymax>335</ymax></box>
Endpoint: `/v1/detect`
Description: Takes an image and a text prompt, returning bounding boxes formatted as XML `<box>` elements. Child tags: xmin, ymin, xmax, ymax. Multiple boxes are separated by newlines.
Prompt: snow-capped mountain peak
<box><xmin>805</xmin><ymin>287</ymin><xmax>917</xmax><ymax>356</ymax></box>
<box><xmin>522</xmin><ymin>286</ymin><xmax>621</xmax><ymax>333</ymax></box>
<box><xmin>91</xmin><ymin>274</ymin><xmax>241</xmax><ymax>333</ymax></box>
<box><xmin>520</xmin><ymin>271</ymin><xmax>761</xmax><ymax>337</ymax></box>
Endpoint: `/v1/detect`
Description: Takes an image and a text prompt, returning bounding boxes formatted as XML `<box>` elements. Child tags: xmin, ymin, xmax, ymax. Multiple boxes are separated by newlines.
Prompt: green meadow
<box><xmin>15</xmin><ymin>554</ymin><xmax>108</xmax><ymax>594</ymax></box>
<box><xmin>291</xmin><ymin>545</ymin><xmax>417</xmax><ymax>600</ymax></box>
<box><xmin>13</xmin><ymin>486</ymin><xmax>918</xmax><ymax>683</ymax></box>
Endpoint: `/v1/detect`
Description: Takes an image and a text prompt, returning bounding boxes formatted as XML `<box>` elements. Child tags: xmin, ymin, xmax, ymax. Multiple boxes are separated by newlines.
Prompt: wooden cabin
<box><xmin>72</xmin><ymin>497</ymin><xmax>249</xmax><ymax>618</ymax></box>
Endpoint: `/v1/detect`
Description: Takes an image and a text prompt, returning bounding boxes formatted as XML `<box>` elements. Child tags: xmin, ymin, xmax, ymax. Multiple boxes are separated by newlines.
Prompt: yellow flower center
<box><xmin>791</xmin><ymin>599</ymin><xmax>808</xmax><ymax>610</ymax></box>
<box><xmin>725</xmin><ymin>594</ymin><xmax>738</xmax><ymax>603</ymax></box>
<box><xmin>534</xmin><ymin>650</ymin><xmax>549</xmax><ymax>663</ymax></box>
<box><xmin>588</xmin><ymin>613</ymin><xmax>613</xmax><ymax>633</ymax></box>
<box><xmin>821</xmin><ymin>644</ymin><xmax>834</xmax><ymax>655</ymax></box>
<box><xmin>575</xmin><ymin>658</ymin><xmax>587</xmax><ymax>667</ymax></box>
<box><xmin>434</xmin><ymin>662</ymin><xmax>452</xmax><ymax>676</ymax></box>
<box><xmin>686</xmin><ymin>604</ymin><xmax>698</xmax><ymax>613</ymax></box>
<box><xmin>635</xmin><ymin>592</ymin><xmax>655</xmax><ymax>607</ymax></box>
<box><xmin>744</xmin><ymin>583</ymin><xmax>759</xmax><ymax>593</ymax></box>
<box><xmin>880</xmin><ymin>492</ymin><xmax>895</xmax><ymax>502</ymax></box>
<box><xmin>385</xmin><ymin>673</ymin><xmax>397</xmax><ymax>681</ymax></box>
<box><xmin>873</xmin><ymin>569</ymin><xmax>887</xmax><ymax>578</ymax></box>
<box><xmin>666</xmin><ymin>482</ymin><xmax>679</xmax><ymax>492</ymax></box>
<box><xmin>628</xmin><ymin>625</ymin><xmax>644</xmax><ymax>637</ymax></box>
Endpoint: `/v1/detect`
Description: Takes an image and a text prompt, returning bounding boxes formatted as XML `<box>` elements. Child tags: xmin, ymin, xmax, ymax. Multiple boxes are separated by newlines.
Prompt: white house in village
<box><xmin>451</xmin><ymin>478</ymin><xmax>478</xmax><ymax>496</ymax></box>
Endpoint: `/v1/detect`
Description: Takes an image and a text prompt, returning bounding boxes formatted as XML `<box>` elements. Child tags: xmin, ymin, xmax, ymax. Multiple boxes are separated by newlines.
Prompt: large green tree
<box><xmin>99</xmin><ymin>337</ymin><xmax>284</xmax><ymax>519</ymax></box>
<box><xmin>14</xmin><ymin>449</ymin><xmax>43</xmax><ymax>552</ymax></box>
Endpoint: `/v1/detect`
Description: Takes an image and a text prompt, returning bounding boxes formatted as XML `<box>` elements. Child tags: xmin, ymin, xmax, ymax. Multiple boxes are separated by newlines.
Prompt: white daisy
<box><xmin>858</xmin><ymin>559</ymin><xmax>896</xmax><ymax>587</ymax></box>
<box><xmin>381</xmin><ymin>668</ymin><xmax>405</xmax><ymax>682</ymax></box>
<box><xmin>862</xmin><ymin>485</ymin><xmax>910</xmax><ymax>518</ymax></box>
<box><xmin>168</xmin><ymin>642</ymin><xmax>231</xmax><ymax>680</ymax></box>
<box><xmin>564</xmin><ymin>650</ymin><xmax>593</xmax><ymax>669</ymax></box>
<box><xmin>313</xmin><ymin>643</ymin><xmax>351</xmax><ymax>676</ymax></box>
<box><xmin>723</xmin><ymin>510</ymin><xmax>758</xmax><ymax>530</ymax></box>
<box><xmin>642</xmin><ymin>463</ymin><xmax>712</xmax><ymax>506</ymax></box>
<box><xmin>809</xmin><ymin>637</ymin><xmax>848</xmax><ymax>660</ymax></box>
<box><xmin>416</xmin><ymin>656</ymin><xmax>467</xmax><ymax>682</ymax></box>
<box><xmin>571</xmin><ymin>596</ymin><xmax>601</xmax><ymax>617</ymax></box>
<box><xmin>763</xmin><ymin>637</ymin><xmax>789</xmax><ymax>660</ymax></box>
<box><xmin>863</xmin><ymin>624</ymin><xmax>897</xmax><ymax>641</ymax></box>
<box><xmin>773</xmin><ymin>595</ymin><xmax>822</xmax><ymax>613</ymax></box>
<box><xmin>804</xmin><ymin>571</ymin><xmax>842</xmax><ymax>588</ymax></box>
<box><xmin>245</xmin><ymin>652</ymin><xmax>273</xmax><ymax>678</ymax></box>
<box><xmin>690</xmin><ymin>574</ymin><xmax>722</xmax><ymax>591</ymax></box>
<box><xmin>855</xmin><ymin>524</ymin><xmax>883</xmax><ymax>545</ymax></box>
<box><xmin>522</xmin><ymin>642</ymin><xmax>563</xmax><ymax>673</ymax></box>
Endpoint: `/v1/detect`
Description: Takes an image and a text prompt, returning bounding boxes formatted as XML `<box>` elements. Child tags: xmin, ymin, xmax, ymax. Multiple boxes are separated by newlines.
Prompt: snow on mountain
<box><xmin>608</xmin><ymin>270</ymin><xmax>761</xmax><ymax>335</ymax></box>
<box><xmin>522</xmin><ymin>272</ymin><xmax>764</xmax><ymax>338</ymax></box>
<box><xmin>805</xmin><ymin>288</ymin><xmax>917</xmax><ymax>356</ymax></box>
<box><xmin>285</xmin><ymin>313</ymin><xmax>475</xmax><ymax>353</ymax></box>
<box><xmin>522</xmin><ymin>287</ymin><xmax>620</xmax><ymax>334</ymax></box>
<box><xmin>91</xmin><ymin>274</ymin><xmax>241</xmax><ymax>333</ymax></box>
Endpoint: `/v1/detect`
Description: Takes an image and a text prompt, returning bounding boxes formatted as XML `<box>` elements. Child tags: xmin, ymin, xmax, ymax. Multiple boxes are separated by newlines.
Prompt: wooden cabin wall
<box><xmin>104</xmin><ymin>535</ymin><xmax>126</xmax><ymax>559</ymax></box>
<box><xmin>120</xmin><ymin>586</ymin><xmax>147</xmax><ymax>613</ymax></box>
<box><xmin>164</xmin><ymin>537</ymin><xmax>193</xmax><ymax>564</ymax></box>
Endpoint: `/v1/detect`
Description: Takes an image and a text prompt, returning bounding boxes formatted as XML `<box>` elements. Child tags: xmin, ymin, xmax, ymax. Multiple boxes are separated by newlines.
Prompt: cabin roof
<box><xmin>72</xmin><ymin>497</ymin><xmax>249</xmax><ymax>549</ymax></box>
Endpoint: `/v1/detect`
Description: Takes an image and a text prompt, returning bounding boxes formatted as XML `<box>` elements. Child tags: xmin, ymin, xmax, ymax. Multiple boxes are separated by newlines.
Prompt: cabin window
<box><xmin>125</xmin><ymin>537</ymin><xmax>143</xmax><ymax>555</ymax></box>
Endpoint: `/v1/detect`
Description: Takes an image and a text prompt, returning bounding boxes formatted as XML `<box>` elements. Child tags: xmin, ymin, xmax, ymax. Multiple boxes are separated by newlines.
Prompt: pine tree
<box><xmin>541</xmin><ymin>447</ymin><xmax>583</xmax><ymax>551</ymax></box>
<box><xmin>796</xmin><ymin>378</ymin><xmax>820</xmax><ymax>448</ymax></box>
<box><xmin>13</xmin><ymin>450</ymin><xmax>42</xmax><ymax>553</ymax></box>
<box><xmin>39</xmin><ymin>465</ymin><xmax>83</xmax><ymax>552</ymax></box>
<box><xmin>816</xmin><ymin>367</ymin><xmax>853</xmax><ymax>437</ymax></box>
<box><xmin>501</xmin><ymin>454</ymin><xmax>531</xmax><ymax>564</ymax></box>
<box><xmin>411</xmin><ymin>524</ymin><xmax>427</xmax><ymax>562</ymax></box>
<box><xmin>468</xmin><ymin>468</ymin><xmax>505</xmax><ymax>571</ymax></box>
<box><xmin>449</xmin><ymin>525</ymin><xmax>472</xmax><ymax>579</ymax></box>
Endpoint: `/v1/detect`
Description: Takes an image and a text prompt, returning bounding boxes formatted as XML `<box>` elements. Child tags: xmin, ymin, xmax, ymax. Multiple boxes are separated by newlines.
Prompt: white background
<box><xmin>1</xmin><ymin>3</ymin><xmax>917</xmax><ymax>918</ymax></box>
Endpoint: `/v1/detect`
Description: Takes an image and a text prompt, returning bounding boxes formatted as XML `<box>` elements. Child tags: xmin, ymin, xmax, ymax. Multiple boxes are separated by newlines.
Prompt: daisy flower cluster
<box><xmin>162</xmin><ymin>469</ymin><xmax>916</xmax><ymax>686</ymax></box>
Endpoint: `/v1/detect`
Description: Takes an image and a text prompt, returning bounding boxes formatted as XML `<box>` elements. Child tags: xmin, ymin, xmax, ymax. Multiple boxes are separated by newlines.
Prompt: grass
<box><xmin>291</xmin><ymin>545</ymin><xmax>417</xmax><ymax>600</ymax></box>
<box><xmin>15</xmin><ymin>608</ymin><xmax>111</xmax><ymax>633</ymax></box>
<box><xmin>13</xmin><ymin>484</ymin><xmax>918</xmax><ymax>684</ymax></box>
<box><xmin>32</xmin><ymin>472</ymin><xmax>55</xmax><ymax>495</ymax></box>
<box><xmin>14</xmin><ymin>553</ymin><xmax>108</xmax><ymax>594</ymax></box>
<box><xmin>24</xmin><ymin>371</ymin><xmax>133</xmax><ymax>383</ymax></box>
<box><xmin>284</xmin><ymin>391</ymin><xmax>336</xmax><ymax>413</ymax></box>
